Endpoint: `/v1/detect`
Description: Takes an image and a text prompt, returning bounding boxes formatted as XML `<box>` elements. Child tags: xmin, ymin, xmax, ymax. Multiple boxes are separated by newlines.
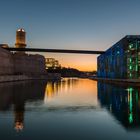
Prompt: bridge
<box><xmin>4</xmin><ymin>47</ymin><xmax>105</xmax><ymax>54</ymax></box>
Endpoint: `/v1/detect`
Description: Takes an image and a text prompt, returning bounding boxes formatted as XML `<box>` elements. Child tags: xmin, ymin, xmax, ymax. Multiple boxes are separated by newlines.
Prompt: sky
<box><xmin>0</xmin><ymin>0</ymin><xmax>140</xmax><ymax>71</ymax></box>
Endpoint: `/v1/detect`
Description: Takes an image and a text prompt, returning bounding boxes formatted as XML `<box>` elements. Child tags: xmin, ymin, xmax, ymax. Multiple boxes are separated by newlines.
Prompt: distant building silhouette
<box><xmin>0</xmin><ymin>44</ymin><xmax>9</xmax><ymax>48</ymax></box>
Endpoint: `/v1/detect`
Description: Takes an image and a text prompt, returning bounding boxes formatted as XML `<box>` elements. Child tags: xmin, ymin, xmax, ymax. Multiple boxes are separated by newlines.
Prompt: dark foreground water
<box><xmin>1</xmin><ymin>78</ymin><xmax>140</xmax><ymax>140</ymax></box>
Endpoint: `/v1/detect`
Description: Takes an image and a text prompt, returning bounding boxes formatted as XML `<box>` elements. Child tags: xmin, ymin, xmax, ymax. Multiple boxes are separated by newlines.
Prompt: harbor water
<box><xmin>0</xmin><ymin>78</ymin><xmax>140</xmax><ymax>140</ymax></box>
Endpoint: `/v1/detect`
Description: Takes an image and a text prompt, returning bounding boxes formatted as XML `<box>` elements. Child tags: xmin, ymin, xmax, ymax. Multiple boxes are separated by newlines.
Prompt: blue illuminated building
<box><xmin>97</xmin><ymin>35</ymin><xmax>140</xmax><ymax>79</ymax></box>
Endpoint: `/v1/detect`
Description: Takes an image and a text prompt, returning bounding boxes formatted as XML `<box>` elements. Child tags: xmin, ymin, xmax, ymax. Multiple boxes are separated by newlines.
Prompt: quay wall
<box><xmin>0</xmin><ymin>47</ymin><xmax>14</xmax><ymax>75</ymax></box>
<box><xmin>0</xmin><ymin>47</ymin><xmax>61</xmax><ymax>81</ymax></box>
<box><xmin>0</xmin><ymin>47</ymin><xmax>47</xmax><ymax>75</ymax></box>
<box><xmin>0</xmin><ymin>74</ymin><xmax>61</xmax><ymax>83</ymax></box>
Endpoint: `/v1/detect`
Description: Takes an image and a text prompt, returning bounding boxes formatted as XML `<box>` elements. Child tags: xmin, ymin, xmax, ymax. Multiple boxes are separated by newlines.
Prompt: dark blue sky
<box><xmin>0</xmin><ymin>0</ymin><xmax>140</xmax><ymax>70</ymax></box>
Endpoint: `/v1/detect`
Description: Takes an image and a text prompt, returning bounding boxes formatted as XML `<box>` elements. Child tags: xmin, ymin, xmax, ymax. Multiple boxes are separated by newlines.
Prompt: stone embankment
<box><xmin>0</xmin><ymin>74</ymin><xmax>61</xmax><ymax>83</ymax></box>
<box><xmin>0</xmin><ymin>47</ymin><xmax>61</xmax><ymax>82</ymax></box>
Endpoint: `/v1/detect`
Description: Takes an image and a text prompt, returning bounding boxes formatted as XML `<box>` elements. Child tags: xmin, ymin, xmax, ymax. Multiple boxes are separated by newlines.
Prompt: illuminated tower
<box><xmin>15</xmin><ymin>28</ymin><xmax>26</xmax><ymax>48</ymax></box>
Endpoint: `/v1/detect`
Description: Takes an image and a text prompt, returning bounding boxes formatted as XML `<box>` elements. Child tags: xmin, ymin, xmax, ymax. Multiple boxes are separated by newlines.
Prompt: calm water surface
<box><xmin>0</xmin><ymin>78</ymin><xmax>140</xmax><ymax>140</ymax></box>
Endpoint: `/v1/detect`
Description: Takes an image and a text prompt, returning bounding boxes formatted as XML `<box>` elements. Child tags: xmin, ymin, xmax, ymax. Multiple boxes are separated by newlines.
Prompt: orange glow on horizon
<box><xmin>44</xmin><ymin>53</ymin><xmax>98</xmax><ymax>71</ymax></box>
<box><xmin>61</xmin><ymin>62</ymin><xmax>97</xmax><ymax>71</ymax></box>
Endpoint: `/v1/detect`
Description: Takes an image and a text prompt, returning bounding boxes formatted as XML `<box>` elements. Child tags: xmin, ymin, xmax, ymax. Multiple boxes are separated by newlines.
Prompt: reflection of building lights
<box><xmin>44</xmin><ymin>78</ymin><xmax>77</xmax><ymax>103</ymax></box>
<box><xmin>129</xmin><ymin>65</ymin><xmax>132</xmax><ymax>70</ymax></box>
<box><xmin>127</xmin><ymin>87</ymin><xmax>133</xmax><ymax>124</ymax></box>
<box><xmin>14</xmin><ymin>111</ymin><xmax>24</xmax><ymax>132</ymax></box>
<box><xmin>44</xmin><ymin>83</ymin><xmax>54</xmax><ymax>102</ymax></box>
<box><xmin>15</xmin><ymin>122</ymin><xmax>23</xmax><ymax>132</ymax></box>
<box><xmin>126</xmin><ymin>88</ymin><xmax>133</xmax><ymax>92</ymax></box>
<box><xmin>129</xmin><ymin>113</ymin><xmax>133</xmax><ymax>124</ymax></box>
<box><xmin>44</xmin><ymin>82</ymin><xmax>61</xmax><ymax>103</ymax></box>
<box><xmin>136</xmin><ymin>65</ymin><xmax>138</xmax><ymax>71</ymax></box>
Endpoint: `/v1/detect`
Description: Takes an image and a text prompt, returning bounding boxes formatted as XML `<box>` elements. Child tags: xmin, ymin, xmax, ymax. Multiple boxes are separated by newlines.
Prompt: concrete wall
<box><xmin>0</xmin><ymin>47</ymin><xmax>14</xmax><ymax>75</ymax></box>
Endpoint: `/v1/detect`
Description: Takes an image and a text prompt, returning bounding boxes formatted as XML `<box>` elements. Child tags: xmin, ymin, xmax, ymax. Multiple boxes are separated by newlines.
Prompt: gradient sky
<box><xmin>0</xmin><ymin>0</ymin><xmax>140</xmax><ymax>71</ymax></box>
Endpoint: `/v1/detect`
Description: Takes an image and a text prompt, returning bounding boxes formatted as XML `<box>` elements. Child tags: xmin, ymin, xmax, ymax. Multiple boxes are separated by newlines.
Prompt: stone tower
<box><xmin>15</xmin><ymin>28</ymin><xmax>26</xmax><ymax>48</ymax></box>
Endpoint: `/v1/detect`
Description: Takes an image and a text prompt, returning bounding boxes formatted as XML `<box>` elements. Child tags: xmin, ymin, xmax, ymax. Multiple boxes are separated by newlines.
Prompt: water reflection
<box><xmin>98</xmin><ymin>82</ymin><xmax>140</xmax><ymax>130</ymax></box>
<box><xmin>2</xmin><ymin>79</ymin><xmax>140</xmax><ymax>140</ymax></box>
<box><xmin>44</xmin><ymin>78</ymin><xmax>78</xmax><ymax>102</ymax></box>
<box><xmin>44</xmin><ymin>78</ymin><xmax>98</xmax><ymax>109</ymax></box>
<box><xmin>0</xmin><ymin>78</ymin><xmax>79</xmax><ymax>132</ymax></box>
<box><xmin>0</xmin><ymin>81</ymin><xmax>46</xmax><ymax>131</ymax></box>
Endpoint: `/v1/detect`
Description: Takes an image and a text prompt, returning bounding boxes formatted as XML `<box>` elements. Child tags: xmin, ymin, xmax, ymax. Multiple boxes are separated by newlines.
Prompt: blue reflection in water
<box><xmin>98</xmin><ymin>82</ymin><xmax>140</xmax><ymax>130</ymax></box>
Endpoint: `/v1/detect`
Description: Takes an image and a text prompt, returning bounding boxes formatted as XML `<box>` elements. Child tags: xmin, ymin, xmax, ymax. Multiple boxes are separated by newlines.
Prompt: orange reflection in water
<box><xmin>44</xmin><ymin>78</ymin><xmax>99</xmax><ymax>108</ymax></box>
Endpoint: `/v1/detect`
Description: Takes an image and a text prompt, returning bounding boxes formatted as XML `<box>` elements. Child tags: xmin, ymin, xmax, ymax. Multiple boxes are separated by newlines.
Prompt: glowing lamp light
<box><xmin>17</xmin><ymin>28</ymin><xmax>25</xmax><ymax>32</ymax></box>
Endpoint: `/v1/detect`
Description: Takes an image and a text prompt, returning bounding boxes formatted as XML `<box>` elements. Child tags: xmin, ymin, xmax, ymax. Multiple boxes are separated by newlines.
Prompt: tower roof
<box><xmin>17</xmin><ymin>28</ymin><xmax>25</xmax><ymax>32</ymax></box>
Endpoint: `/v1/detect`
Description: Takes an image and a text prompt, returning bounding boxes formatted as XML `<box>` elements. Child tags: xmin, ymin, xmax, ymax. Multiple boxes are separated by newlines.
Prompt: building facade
<box><xmin>0</xmin><ymin>44</ymin><xmax>9</xmax><ymax>48</ymax></box>
<box><xmin>13</xmin><ymin>53</ymin><xmax>46</xmax><ymax>75</ymax></box>
<box><xmin>98</xmin><ymin>35</ymin><xmax>140</xmax><ymax>79</ymax></box>
<box><xmin>45</xmin><ymin>58</ymin><xmax>61</xmax><ymax>70</ymax></box>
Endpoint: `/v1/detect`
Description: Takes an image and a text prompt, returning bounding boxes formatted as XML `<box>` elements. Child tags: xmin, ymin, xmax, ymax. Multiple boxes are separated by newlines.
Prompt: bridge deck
<box><xmin>4</xmin><ymin>48</ymin><xmax>105</xmax><ymax>54</ymax></box>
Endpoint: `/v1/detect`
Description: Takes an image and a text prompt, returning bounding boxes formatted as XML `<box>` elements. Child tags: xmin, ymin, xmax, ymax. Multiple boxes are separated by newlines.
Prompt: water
<box><xmin>0</xmin><ymin>78</ymin><xmax>140</xmax><ymax>140</ymax></box>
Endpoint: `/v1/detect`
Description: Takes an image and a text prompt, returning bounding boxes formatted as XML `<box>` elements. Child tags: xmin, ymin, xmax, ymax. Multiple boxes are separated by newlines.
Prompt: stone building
<box><xmin>0</xmin><ymin>47</ymin><xmax>14</xmax><ymax>75</ymax></box>
<box><xmin>13</xmin><ymin>53</ymin><xmax>46</xmax><ymax>75</ymax></box>
<box><xmin>0</xmin><ymin>46</ymin><xmax>46</xmax><ymax>75</ymax></box>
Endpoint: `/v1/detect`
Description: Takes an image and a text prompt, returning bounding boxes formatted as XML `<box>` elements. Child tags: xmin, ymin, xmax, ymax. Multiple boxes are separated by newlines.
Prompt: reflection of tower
<box><xmin>13</xmin><ymin>88</ymin><xmax>25</xmax><ymax>132</ymax></box>
<box><xmin>15</xmin><ymin>28</ymin><xmax>26</xmax><ymax>48</ymax></box>
<box><xmin>14</xmin><ymin>111</ymin><xmax>24</xmax><ymax>132</ymax></box>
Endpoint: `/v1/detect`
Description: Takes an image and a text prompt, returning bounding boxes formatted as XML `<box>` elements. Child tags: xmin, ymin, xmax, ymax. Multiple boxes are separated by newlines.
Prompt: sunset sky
<box><xmin>1</xmin><ymin>0</ymin><xmax>140</xmax><ymax>71</ymax></box>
